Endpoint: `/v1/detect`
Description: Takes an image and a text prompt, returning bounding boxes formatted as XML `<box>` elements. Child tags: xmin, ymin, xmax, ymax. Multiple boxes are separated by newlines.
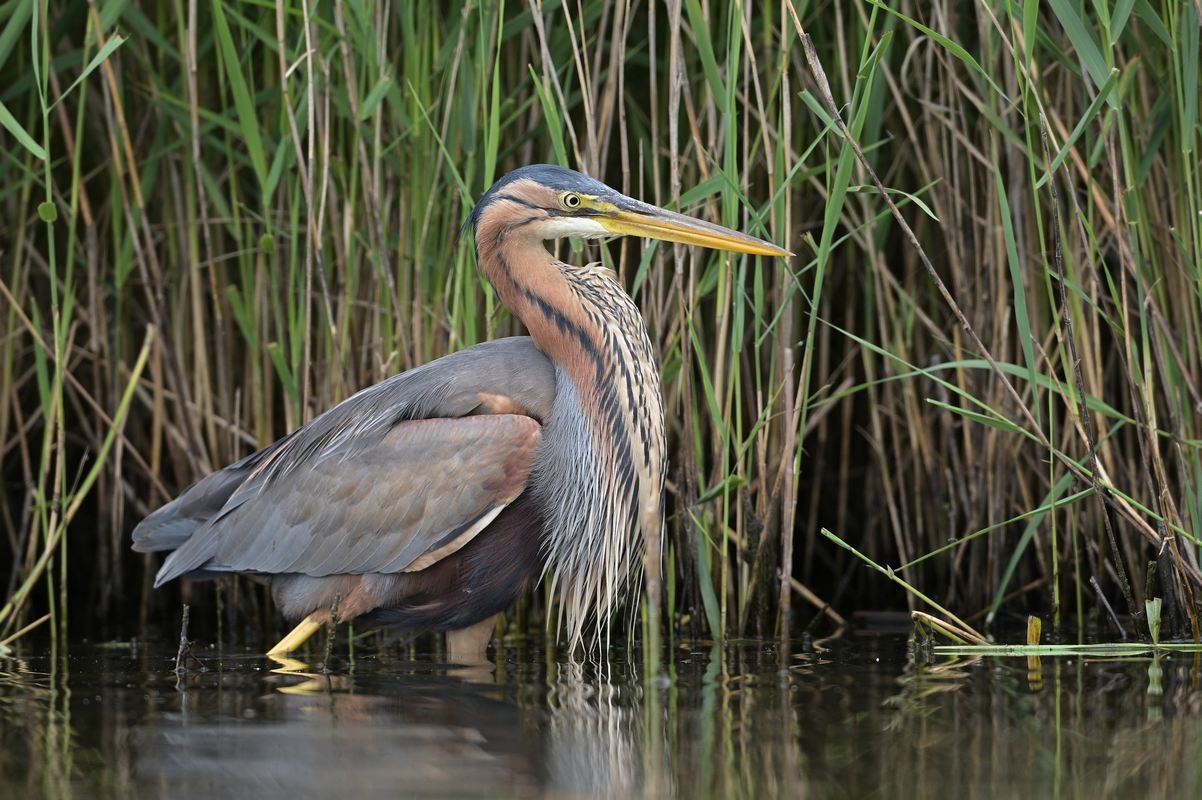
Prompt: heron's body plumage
<box><xmin>134</xmin><ymin>337</ymin><xmax>557</xmax><ymax>630</ymax></box>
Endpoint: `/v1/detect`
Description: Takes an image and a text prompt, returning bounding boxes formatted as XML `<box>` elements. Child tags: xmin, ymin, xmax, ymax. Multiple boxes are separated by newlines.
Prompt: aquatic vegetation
<box><xmin>1</xmin><ymin>2</ymin><xmax>1199</xmax><ymax>650</ymax></box>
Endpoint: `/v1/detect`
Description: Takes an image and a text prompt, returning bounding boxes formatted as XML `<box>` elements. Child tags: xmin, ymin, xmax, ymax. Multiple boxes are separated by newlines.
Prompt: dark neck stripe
<box><xmin>496</xmin><ymin>216</ymin><xmax>542</xmax><ymax>244</ymax></box>
<box><xmin>492</xmin><ymin>193</ymin><xmax>546</xmax><ymax>213</ymax></box>
<box><xmin>520</xmin><ymin>286</ymin><xmax>603</xmax><ymax>375</ymax></box>
<box><xmin>485</xmin><ymin>248</ymin><xmax>604</xmax><ymax>378</ymax></box>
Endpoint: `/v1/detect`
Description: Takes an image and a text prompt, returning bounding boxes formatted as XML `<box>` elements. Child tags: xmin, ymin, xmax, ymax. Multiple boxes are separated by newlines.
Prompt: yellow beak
<box><xmin>598</xmin><ymin>199</ymin><xmax>791</xmax><ymax>257</ymax></box>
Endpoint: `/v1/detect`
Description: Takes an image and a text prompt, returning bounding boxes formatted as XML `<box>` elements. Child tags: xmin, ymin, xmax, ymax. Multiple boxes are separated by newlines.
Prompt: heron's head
<box><xmin>470</xmin><ymin>164</ymin><xmax>790</xmax><ymax>257</ymax></box>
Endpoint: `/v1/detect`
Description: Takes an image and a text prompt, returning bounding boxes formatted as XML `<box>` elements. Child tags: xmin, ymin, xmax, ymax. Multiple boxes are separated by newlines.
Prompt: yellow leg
<box><xmin>445</xmin><ymin>615</ymin><xmax>497</xmax><ymax>665</ymax></box>
<box><xmin>267</xmin><ymin>615</ymin><xmax>323</xmax><ymax>656</ymax></box>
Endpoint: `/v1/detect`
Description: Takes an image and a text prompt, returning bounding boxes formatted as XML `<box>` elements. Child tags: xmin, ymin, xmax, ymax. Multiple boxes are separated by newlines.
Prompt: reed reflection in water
<box><xmin>1</xmin><ymin>635</ymin><xmax>1200</xmax><ymax>798</ymax></box>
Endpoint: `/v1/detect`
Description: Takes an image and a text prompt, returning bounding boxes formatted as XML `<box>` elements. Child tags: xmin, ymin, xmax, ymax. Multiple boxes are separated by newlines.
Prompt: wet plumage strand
<box><xmin>132</xmin><ymin>165</ymin><xmax>788</xmax><ymax>661</ymax></box>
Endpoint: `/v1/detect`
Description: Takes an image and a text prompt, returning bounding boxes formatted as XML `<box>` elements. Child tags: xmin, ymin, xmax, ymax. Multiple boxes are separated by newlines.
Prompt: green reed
<box><xmin>1</xmin><ymin>1</ymin><xmax>1199</xmax><ymax>651</ymax></box>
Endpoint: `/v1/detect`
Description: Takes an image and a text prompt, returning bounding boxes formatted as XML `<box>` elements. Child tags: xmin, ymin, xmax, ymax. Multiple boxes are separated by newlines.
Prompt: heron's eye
<box><xmin>561</xmin><ymin>192</ymin><xmax>582</xmax><ymax>210</ymax></box>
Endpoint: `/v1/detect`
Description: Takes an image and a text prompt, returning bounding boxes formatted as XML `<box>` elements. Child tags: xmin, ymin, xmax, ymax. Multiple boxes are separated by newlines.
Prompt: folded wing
<box><xmin>133</xmin><ymin>337</ymin><xmax>556</xmax><ymax>586</ymax></box>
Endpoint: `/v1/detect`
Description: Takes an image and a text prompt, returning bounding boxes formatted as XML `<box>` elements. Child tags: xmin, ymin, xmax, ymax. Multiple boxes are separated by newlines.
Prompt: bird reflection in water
<box><xmin>134</xmin><ymin>654</ymin><xmax>654</xmax><ymax>798</ymax></box>
<box><xmin>545</xmin><ymin>660</ymin><xmax>653</xmax><ymax>796</ymax></box>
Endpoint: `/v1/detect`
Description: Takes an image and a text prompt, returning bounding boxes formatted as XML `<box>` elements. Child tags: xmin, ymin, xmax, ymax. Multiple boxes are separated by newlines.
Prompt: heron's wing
<box><xmin>153</xmin><ymin>414</ymin><xmax>542</xmax><ymax>585</ymax></box>
<box><xmin>132</xmin><ymin>443</ymin><xmax>283</xmax><ymax>553</ymax></box>
<box><xmin>135</xmin><ymin>337</ymin><xmax>557</xmax><ymax>584</ymax></box>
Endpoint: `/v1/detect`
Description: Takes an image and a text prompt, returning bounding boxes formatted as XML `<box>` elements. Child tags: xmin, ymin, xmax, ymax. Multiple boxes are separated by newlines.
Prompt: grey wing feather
<box><xmin>131</xmin><ymin>443</ymin><xmax>284</xmax><ymax>553</ymax></box>
<box><xmin>153</xmin><ymin>415</ymin><xmax>541</xmax><ymax>585</ymax></box>
<box><xmin>134</xmin><ymin>337</ymin><xmax>556</xmax><ymax>585</ymax></box>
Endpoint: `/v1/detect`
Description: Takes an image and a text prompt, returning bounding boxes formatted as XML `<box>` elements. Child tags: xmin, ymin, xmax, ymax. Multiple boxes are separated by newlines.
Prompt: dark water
<box><xmin>2</xmin><ymin>631</ymin><xmax>1200</xmax><ymax>798</ymax></box>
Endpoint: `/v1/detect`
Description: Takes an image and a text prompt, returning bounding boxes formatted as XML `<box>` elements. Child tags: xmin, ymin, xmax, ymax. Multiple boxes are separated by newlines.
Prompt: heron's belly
<box><xmin>270</xmin><ymin>493</ymin><xmax>544</xmax><ymax>631</ymax></box>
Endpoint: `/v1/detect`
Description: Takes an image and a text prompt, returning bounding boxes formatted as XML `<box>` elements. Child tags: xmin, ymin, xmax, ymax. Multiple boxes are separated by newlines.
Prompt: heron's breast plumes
<box><xmin>530</xmin><ymin>264</ymin><xmax>665</xmax><ymax>651</ymax></box>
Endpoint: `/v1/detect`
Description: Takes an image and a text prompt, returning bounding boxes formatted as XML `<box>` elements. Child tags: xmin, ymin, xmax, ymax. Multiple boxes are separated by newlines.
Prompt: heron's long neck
<box><xmin>476</xmin><ymin>237</ymin><xmax>598</xmax><ymax>370</ymax></box>
<box><xmin>476</xmin><ymin>233</ymin><xmax>666</xmax><ymax>647</ymax></box>
<box><xmin>476</xmin><ymin>235</ymin><xmax>652</xmax><ymax>430</ymax></box>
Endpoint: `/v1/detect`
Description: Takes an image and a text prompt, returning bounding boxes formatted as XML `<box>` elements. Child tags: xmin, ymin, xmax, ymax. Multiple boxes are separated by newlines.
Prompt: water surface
<box><xmin>2</xmin><ymin>632</ymin><xmax>1199</xmax><ymax>798</ymax></box>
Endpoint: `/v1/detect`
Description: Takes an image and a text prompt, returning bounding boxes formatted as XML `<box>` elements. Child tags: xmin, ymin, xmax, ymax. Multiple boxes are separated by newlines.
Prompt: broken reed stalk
<box><xmin>322</xmin><ymin>594</ymin><xmax>340</xmax><ymax>675</ymax></box>
<box><xmin>174</xmin><ymin>604</ymin><xmax>191</xmax><ymax>675</ymax></box>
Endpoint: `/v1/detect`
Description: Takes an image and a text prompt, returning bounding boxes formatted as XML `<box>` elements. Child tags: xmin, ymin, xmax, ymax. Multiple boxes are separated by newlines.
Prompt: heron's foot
<box><xmin>267</xmin><ymin>615</ymin><xmax>323</xmax><ymax>656</ymax></box>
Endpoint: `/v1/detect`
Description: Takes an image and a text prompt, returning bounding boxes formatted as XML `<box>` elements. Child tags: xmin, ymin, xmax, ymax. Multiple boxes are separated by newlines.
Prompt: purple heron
<box><xmin>132</xmin><ymin>165</ymin><xmax>788</xmax><ymax>661</ymax></box>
